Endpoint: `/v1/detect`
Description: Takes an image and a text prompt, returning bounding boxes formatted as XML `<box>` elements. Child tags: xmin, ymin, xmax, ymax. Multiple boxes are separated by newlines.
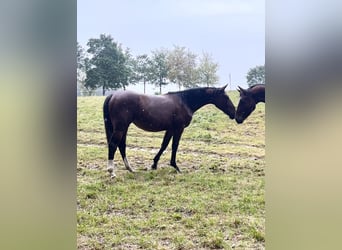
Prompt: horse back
<box><xmin>109</xmin><ymin>91</ymin><xmax>193</xmax><ymax>131</ymax></box>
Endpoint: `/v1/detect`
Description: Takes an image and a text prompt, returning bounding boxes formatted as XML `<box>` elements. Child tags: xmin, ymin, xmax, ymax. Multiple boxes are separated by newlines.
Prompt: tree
<box><xmin>77</xmin><ymin>42</ymin><xmax>84</xmax><ymax>90</ymax></box>
<box><xmin>85</xmin><ymin>34</ymin><xmax>132</xmax><ymax>95</ymax></box>
<box><xmin>168</xmin><ymin>46</ymin><xmax>186</xmax><ymax>90</ymax></box>
<box><xmin>168</xmin><ymin>46</ymin><xmax>199</xmax><ymax>90</ymax></box>
<box><xmin>131</xmin><ymin>54</ymin><xmax>152</xmax><ymax>94</ymax></box>
<box><xmin>150</xmin><ymin>49</ymin><xmax>170</xmax><ymax>94</ymax></box>
<box><xmin>183</xmin><ymin>49</ymin><xmax>199</xmax><ymax>88</ymax></box>
<box><xmin>198</xmin><ymin>52</ymin><xmax>219</xmax><ymax>87</ymax></box>
<box><xmin>77</xmin><ymin>42</ymin><xmax>95</xmax><ymax>95</ymax></box>
<box><xmin>246</xmin><ymin>65</ymin><xmax>265</xmax><ymax>87</ymax></box>
<box><xmin>122</xmin><ymin>48</ymin><xmax>135</xmax><ymax>90</ymax></box>
<box><xmin>77</xmin><ymin>42</ymin><xmax>87</xmax><ymax>85</ymax></box>
<box><xmin>77</xmin><ymin>42</ymin><xmax>84</xmax><ymax>72</ymax></box>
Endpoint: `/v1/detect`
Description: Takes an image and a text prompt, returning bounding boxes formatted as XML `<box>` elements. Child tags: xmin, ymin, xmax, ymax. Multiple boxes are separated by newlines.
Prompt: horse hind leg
<box><xmin>118</xmin><ymin>130</ymin><xmax>134</xmax><ymax>172</ymax></box>
<box><xmin>107</xmin><ymin>141</ymin><xmax>117</xmax><ymax>178</ymax></box>
<box><xmin>107</xmin><ymin>131</ymin><xmax>125</xmax><ymax>178</ymax></box>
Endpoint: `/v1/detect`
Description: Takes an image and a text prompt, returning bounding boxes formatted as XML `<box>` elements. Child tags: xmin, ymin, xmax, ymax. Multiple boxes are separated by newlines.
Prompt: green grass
<box><xmin>77</xmin><ymin>91</ymin><xmax>265</xmax><ymax>249</ymax></box>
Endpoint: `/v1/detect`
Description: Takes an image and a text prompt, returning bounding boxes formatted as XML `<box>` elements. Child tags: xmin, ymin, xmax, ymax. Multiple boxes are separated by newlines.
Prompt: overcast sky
<box><xmin>77</xmin><ymin>0</ymin><xmax>264</xmax><ymax>92</ymax></box>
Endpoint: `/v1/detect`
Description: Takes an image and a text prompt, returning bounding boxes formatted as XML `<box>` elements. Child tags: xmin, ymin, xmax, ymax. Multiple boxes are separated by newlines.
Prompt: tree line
<box><xmin>77</xmin><ymin>34</ymin><xmax>265</xmax><ymax>96</ymax></box>
<box><xmin>77</xmin><ymin>34</ymin><xmax>220</xmax><ymax>95</ymax></box>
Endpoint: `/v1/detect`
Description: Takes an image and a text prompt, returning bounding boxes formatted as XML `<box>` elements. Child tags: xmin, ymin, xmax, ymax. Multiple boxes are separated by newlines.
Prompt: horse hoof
<box><xmin>110</xmin><ymin>173</ymin><xmax>116</xmax><ymax>178</ymax></box>
<box><xmin>171</xmin><ymin>165</ymin><xmax>181</xmax><ymax>173</ymax></box>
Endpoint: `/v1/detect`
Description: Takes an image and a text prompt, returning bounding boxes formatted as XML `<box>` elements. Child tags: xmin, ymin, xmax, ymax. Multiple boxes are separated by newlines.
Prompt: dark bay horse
<box><xmin>235</xmin><ymin>84</ymin><xmax>265</xmax><ymax>124</ymax></box>
<box><xmin>103</xmin><ymin>85</ymin><xmax>235</xmax><ymax>177</ymax></box>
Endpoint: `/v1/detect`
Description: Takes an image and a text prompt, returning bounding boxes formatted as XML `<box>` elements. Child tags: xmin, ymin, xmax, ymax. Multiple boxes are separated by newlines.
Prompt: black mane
<box><xmin>166</xmin><ymin>86</ymin><xmax>214</xmax><ymax>95</ymax></box>
<box><xmin>167</xmin><ymin>87</ymin><xmax>221</xmax><ymax>113</ymax></box>
<box><xmin>248</xmin><ymin>84</ymin><xmax>265</xmax><ymax>90</ymax></box>
<box><xmin>249</xmin><ymin>84</ymin><xmax>265</xmax><ymax>103</ymax></box>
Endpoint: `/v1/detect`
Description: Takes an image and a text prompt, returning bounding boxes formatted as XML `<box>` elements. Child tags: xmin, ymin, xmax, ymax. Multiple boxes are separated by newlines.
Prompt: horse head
<box><xmin>212</xmin><ymin>84</ymin><xmax>236</xmax><ymax>120</ymax></box>
<box><xmin>235</xmin><ymin>86</ymin><xmax>256</xmax><ymax>124</ymax></box>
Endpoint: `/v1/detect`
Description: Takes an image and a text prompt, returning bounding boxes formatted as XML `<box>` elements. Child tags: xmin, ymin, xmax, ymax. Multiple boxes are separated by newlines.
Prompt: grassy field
<box><xmin>77</xmin><ymin>90</ymin><xmax>265</xmax><ymax>249</ymax></box>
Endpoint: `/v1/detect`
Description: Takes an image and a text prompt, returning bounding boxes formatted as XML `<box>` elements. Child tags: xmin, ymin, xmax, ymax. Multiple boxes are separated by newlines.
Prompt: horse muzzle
<box><xmin>235</xmin><ymin>117</ymin><xmax>244</xmax><ymax>124</ymax></box>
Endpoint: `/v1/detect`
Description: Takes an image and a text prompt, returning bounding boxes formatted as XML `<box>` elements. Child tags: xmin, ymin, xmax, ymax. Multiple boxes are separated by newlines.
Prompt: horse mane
<box><xmin>166</xmin><ymin>87</ymin><xmax>209</xmax><ymax>95</ymax></box>
<box><xmin>166</xmin><ymin>86</ymin><xmax>221</xmax><ymax>97</ymax></box>
<box><xmin>249</xmin><ymin>84</ymin><xmax>265</xmax><ymax>90</ymax></box>
<box><xmin>166</xmin><ymin>87</ymin><xmax>222</xmax><ymax>113</ymax></box>
<box><xmin>248</xmin><ymin>84</ymin><xmax>265</xmax><ymax>103</ymax></box>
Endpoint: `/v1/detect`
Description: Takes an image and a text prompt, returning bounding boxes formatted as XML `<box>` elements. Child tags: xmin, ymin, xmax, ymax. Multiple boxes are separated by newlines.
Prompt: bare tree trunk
<box><xmin>102</xmin><ymin>85</ymin><xmax>105</xmax><ymax>96</ymax></box>
<box><xmin>159</xmin><ymin>77</ymin><xmax>162</xmax><ymax>94</ymax></box>
<box><xmin>144</xmin><ymin>79</ymin><xmax>146</xmax><ymax>94</ymax></box>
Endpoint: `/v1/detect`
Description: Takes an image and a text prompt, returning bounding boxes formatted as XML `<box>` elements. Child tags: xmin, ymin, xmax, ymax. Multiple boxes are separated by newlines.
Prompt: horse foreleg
<box><xmin>170</xmin><ymin>130</ymin><xmax>183</xmax><ymax>173</ymax></box>
<box><xmin>118</xmin><ymin>130</ymin><xmax>134</xmax><ymax>172</ymax></box>
<box><xmin>151</xmin><ymin>130</ymin><xmax>172</xmax><ymax>170</ymax></box>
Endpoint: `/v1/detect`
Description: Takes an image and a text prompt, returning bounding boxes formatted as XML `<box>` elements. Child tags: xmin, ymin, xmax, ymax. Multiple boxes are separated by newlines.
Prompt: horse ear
<box><xmin>237</xmin><ymin>86</ymin><xmax>246</xmax><ymax>95</ymax></box>
<box><xmin>220</xmin><ymin>84</ymin><xmax>228</xmax><ymax>92</ymax></box>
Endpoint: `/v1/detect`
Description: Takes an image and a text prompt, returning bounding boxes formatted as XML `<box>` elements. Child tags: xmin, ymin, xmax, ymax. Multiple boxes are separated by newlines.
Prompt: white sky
<box><xmin>77</xmin><ymin>0</ymin><xmax>264</xmax><ymax>93</ymax></box>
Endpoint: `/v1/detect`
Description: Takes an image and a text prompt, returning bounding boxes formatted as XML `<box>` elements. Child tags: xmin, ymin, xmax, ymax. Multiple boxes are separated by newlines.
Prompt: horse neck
<box><xmin>180</xmin><ymin>90</ymin><xmax>212</xmax><ymax>113</ymax></box>
<box><xmin>251</xmin><ymin>87</ymin><xmax>265</xmax><ymax>103</ymax></box>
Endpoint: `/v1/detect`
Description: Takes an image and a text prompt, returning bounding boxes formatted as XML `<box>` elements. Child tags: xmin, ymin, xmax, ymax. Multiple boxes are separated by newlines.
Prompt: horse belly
<box><xmin>132</xmin><ymin>96</ymin><xmax>188</xmax><ymax>132</ymax></box>
<box><xmin>133</xmin><ymin>113</ymin><xmax>171</xmax><ymax>132</ymax></box>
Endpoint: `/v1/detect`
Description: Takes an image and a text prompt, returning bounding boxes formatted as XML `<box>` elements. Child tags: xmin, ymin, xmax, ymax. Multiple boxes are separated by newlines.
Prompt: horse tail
<box><xmin>103</xmin><ymin>94</ymin><xmax>113</xmax><ymax>144</ymax></box>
